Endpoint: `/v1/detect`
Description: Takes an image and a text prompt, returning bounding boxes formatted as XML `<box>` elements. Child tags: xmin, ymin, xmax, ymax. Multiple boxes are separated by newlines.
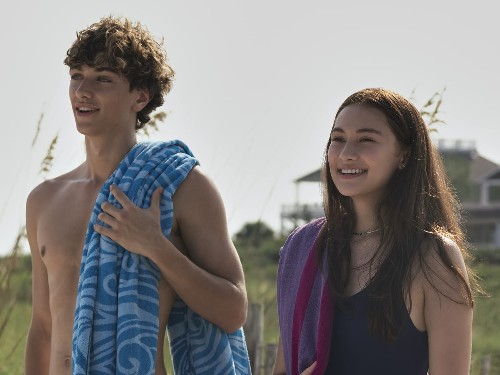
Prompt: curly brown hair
<box><xmin>64</xmin><ymin>16</ymin><xmax>174</xmax><ymax>130</ymax></box>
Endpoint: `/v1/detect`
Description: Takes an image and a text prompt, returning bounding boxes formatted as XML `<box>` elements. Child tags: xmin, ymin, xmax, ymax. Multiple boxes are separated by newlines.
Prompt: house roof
<box><xmin>470</xmin><ymin>155</ymin><xmax>500</xmax><ymax>181</ymax></box>
<box><xmin>294</xmin><ymin>168</ymin><xmax>322</xmax><ymax>183</ymax></box>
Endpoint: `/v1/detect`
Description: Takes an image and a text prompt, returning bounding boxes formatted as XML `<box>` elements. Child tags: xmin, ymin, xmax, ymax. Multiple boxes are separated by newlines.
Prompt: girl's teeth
<box><xmin>341</xmin><ymin>169</ymin><xmax>364</xmax><ymax>174</ymax></box>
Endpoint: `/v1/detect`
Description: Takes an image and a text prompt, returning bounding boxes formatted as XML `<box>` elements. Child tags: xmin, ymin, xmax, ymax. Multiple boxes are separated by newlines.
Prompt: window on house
<box><xmin>489</xmin><ymin>185</ymin><xmax>500</xmax><ymax>202</ymax></box>
<box><xmin>466</xmin><ymin>223</ymin><xmax>495</xmax><ymax>246</ymax></box>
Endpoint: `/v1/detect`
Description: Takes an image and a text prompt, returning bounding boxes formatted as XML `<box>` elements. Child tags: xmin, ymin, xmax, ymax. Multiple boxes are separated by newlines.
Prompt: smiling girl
<box><xmin>273</xmin><ymin>88</ymin><xmax>478</xmax><ymax>375</ymax></box>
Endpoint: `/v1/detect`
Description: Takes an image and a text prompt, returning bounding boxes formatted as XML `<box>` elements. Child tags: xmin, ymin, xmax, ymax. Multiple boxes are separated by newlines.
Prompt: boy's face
<box><xmin>68</xmin><ymin>64</ymin><xmax>148</xmax><ymax>136</ymax></box>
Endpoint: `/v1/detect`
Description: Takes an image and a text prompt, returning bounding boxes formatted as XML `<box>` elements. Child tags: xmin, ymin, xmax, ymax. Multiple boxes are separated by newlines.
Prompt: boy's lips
<box><xmin>76</xmin><ymin>105</ymin><xmax>99</xmax><ymax>113</ymax></box>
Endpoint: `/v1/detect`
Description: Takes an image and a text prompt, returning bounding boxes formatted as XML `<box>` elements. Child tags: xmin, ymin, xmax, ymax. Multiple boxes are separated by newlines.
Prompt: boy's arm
<box><xmin>95</xmin><ymin>166</ymin><xmax>247</xmax><ymax>332</ymax></box>
<box><xmin>165</xmin><ymin>166</ymin><xmax>247</xmax><ymax>331</ymax></box>
<box><xmin>24</xmin><ymin>189</ymin><xmax>52</xmax><ymax>375</ymax></box>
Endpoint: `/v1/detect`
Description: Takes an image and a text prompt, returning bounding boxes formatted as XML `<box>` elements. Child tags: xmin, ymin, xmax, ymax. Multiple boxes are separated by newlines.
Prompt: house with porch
<box><xmin>280</xmin><ymin>139</ymin><xmax>500</xmax><ymax>249</ymax></box>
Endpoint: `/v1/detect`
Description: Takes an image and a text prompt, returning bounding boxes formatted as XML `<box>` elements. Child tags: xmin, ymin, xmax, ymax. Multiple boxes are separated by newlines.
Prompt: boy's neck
<box><xmin>83</xmin><ymin>133</ymin><xmax>137</xmax><ymax>183</ymax></box>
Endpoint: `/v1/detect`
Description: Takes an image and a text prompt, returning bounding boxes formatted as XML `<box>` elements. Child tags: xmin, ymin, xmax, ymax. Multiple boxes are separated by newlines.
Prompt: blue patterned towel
<box><xmin>72</xmin><ymin>140</ymin><xmax>251</xmax><ymax>375</ymax></box>
<box><xmin>168</xmin><ymin>298</ymin><xmax>251</xmax><ymax>374</ymax></box>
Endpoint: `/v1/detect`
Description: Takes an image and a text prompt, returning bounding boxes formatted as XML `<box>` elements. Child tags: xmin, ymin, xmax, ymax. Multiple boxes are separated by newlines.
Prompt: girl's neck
<box><xmin>352</xmin><ymin>198</ymin><xmax>379</xmax><ymax>233</ymax></box>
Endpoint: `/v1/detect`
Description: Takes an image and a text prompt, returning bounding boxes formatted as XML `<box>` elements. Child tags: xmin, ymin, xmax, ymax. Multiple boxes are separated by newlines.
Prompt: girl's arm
<box><xmin>424</xmin><ymin>239</ymin><xmax>473</xmax><ymax>375</ymax></box>
<box><xmin>272</xmin><ymin>335</ymin><xmax>318</xmax><ymax>375</ymax></box>
<box><xmin>273</xmin><ymin>335</ymin><xmax>286</xmax><ymax>375</ymax></box>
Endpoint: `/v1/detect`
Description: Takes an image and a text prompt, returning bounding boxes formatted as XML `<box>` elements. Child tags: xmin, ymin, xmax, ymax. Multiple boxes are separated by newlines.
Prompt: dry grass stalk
<box><xmin>31</xmin><ymin>113</ymin><xmax>44</xmax><ymax>147</ymax></box>
<box><xmin>0</xmin><ymin>297</ymin><xmax>17</xmax><ymax>339</ymax></box>
<box><xmin>0</xmin><ymin>226</ymin><xmax>25</xmax><ymax>291</ymax></box>
<box><xmin>411</xmin><ymin>86</ymin><xmax>447</xmax><ymax>132</ymax></box>
<box><xmin>0</xmin><ymin>226</ymin><xmax>26</xmax><ymax>346</ymax></box>
<box><xmin>138</xmin><ymin>110</ymin><xmax>167</xmax><ymax>138</ymax></box>
<box><xmin>4</xmin><ymin>329</ymin><xmax>27</xmax><ymax>359</ymax></box>
<box><xmin>39</xmin><ymin>133</ymin><xmax>59</xmax><ymax>177</ymax></box>
<box><xmin>0</xmin><ymin>226</ymin><xmax>27</xmax><ymax>357</ymax></box>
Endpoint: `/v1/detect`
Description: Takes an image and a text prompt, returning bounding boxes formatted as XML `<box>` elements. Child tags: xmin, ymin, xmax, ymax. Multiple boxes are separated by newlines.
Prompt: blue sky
<box><xmin>1</xmin><ymin>0</ymin><xmax>498</xmax><ymax>255</ymax></box>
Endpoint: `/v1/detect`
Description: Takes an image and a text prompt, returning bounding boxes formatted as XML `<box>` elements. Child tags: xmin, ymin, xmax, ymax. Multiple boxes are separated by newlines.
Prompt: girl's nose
<box><xmin>339</xmin><ymin>141</ymin><xmax>359</xmax><ymax>161</ymax></box>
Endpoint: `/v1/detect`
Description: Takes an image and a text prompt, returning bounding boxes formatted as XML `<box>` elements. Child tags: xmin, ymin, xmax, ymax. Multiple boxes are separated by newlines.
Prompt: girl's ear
<box><xmin>132</xmin><ymin>89</ymin><xmax>151</xmax><ymax>113</ymax></box>
<box><xmin>398</xmin><ymin>148</ymin><xmax>410</xmax><ymax>169</ymax></box>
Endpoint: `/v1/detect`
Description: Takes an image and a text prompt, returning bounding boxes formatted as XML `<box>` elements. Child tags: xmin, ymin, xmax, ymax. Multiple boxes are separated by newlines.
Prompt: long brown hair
<box><xmin>317</xmin><ymin>87</ymin><xmax>476</xmax><ymax>340</ymax></box>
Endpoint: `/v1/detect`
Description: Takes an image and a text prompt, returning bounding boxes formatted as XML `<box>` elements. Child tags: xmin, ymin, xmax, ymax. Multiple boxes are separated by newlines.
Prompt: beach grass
<box><xmin>0</xmin><ymin>252</ymin><xmax>499</xmax><ymax>374</ymax></box>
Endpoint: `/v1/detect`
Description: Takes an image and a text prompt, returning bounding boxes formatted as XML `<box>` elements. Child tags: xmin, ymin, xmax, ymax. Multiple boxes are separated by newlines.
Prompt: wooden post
<box><xmin>263</xmin><ymin>343</ymin><xmax>278</xmax><ymax>375</ymax></box>
<box><xmin>244</xmin><ymin>303</ymin><xmax>264</xmax><ymax>375</ymax></box>
<box><xmin>480</xmin><ymin>355</ymin><xmax>490</xmax><ymax>375</ymax></box>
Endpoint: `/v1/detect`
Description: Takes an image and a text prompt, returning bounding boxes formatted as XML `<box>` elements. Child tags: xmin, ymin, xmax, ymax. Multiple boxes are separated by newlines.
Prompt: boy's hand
<box><xmin>94</xmin><ymin>184</ymin><xmax>166</xmax><ymax>257</ymax></box>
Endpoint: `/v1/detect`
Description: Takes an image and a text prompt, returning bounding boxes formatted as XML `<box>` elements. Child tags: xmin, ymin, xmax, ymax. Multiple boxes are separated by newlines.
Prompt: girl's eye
<box><xmin>360</xmin><ymin>138</ymin><xmax>374</xmax><ymax>143</ymax></box>
<box><xmin>331</xmin><ymin>136</ymin><xmax>344</xmax><ymax>143</ymax></box>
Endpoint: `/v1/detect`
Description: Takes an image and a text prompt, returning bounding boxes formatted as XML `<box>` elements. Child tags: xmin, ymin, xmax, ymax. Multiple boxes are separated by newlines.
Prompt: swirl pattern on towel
<box><xmin>168</xmin><ymin>298</ymin><xmax>252</xmax><ymax>374</ymax></box>
<box><xmin>72</xmin><ymin>140</ymin><xmax>198</xmax><ymax>375</ymax></box>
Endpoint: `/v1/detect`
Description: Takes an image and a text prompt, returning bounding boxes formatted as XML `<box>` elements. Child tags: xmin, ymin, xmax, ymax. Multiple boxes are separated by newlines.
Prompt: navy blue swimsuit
<box><xmin>325</xmin><ymin>288</ymin><xmax>429</xmax><ymax>374</ymax></box>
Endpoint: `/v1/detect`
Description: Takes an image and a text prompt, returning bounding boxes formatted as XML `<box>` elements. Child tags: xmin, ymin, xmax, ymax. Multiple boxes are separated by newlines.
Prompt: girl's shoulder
<box><xmin>281</xmin><ymin>217</ymin><xmax>326</xmax><ymax>249</ymax></box>
<box><xmin>418</xmin><ymin>234</ymin><xmax>471</xmax><ymax>304</ymax></box>
<box><xmin>286</xmin><ymin>217</ymin><xmax>326</xmax><ymax>241</ymax></box>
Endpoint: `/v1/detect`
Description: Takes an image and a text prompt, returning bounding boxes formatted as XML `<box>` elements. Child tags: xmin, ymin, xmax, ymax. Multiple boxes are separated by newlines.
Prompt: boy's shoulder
<box><xmin>26</xmin><ymin>166</ymin><xmax>82</xmax><ymax>209</ymax></box>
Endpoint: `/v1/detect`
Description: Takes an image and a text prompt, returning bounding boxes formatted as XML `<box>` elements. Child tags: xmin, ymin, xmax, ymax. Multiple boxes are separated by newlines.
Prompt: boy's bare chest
<box><xmin>37</xmin><ymin>185</ymin><xmax>100</xmax><ymax>270</ymax></box>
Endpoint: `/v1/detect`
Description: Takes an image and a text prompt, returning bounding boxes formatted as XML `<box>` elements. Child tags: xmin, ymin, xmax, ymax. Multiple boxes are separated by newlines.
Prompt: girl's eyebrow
<box><xmin>332</xmin><ymin>127</ymin><xmax>383</xmax><ymax>135</ymax></box>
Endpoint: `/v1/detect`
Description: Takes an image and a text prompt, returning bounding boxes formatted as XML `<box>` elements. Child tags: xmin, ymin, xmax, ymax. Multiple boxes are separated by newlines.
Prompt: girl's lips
<box><xmin>338</xmin><ymin>168</ymin><xmax>367</xmax><ymax>175</ymax></box>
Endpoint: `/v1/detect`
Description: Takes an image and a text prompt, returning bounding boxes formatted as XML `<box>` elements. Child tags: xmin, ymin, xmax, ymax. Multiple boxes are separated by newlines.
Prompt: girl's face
<box><xmin>328</xmin><ymin>104</ymin><xmax>406</xmax><ymax>205</ymax></box>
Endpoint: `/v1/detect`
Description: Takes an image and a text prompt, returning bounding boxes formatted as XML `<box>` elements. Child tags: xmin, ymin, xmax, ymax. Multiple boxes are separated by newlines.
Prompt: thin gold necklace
<box><xmin>352</xmin><ymin>228</ymin><xmax>381</xmax><ymax>236</ymax></box>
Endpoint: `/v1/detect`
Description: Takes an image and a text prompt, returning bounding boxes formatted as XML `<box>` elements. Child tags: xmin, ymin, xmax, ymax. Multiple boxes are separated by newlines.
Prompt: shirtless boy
<box><xmin>24</xmin><ymin>16</ymin><xmax>247</xmax><ymax>375</ymax></box>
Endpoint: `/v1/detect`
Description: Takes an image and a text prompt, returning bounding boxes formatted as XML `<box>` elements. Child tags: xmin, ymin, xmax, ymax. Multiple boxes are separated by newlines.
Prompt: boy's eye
<box><xmin>70</xmin><ymin>73</ymin><xmax>82</xmax><ymax>80</ymax></box>
<box><xmin>97</xmin><ymin>76</ymin><xmax>112</xmax><ymax>82</ymax></box>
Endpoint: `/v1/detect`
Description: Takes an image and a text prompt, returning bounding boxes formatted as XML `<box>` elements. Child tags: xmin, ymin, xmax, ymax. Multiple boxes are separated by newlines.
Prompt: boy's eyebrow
<box><xmin>69</xmin><ymin>66</ymin><xmax>118</xmax><ymax>74</ymax></box>
<box><xmin>95</xmin><ymin>67</ymin><xmax>118</xmax><ymax>74</ymax></box>
<box><xmin>331</xmin><ymin>127</ymin><xmax>383</xmax><ymax>135</ymax></box>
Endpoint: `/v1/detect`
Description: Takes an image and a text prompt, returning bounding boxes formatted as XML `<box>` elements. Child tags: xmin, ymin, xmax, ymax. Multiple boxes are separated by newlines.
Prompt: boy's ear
<box><xmin>132</xmin><ymin>89</ymin><xmax>151</xmax><ymax>112</ymax></box>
